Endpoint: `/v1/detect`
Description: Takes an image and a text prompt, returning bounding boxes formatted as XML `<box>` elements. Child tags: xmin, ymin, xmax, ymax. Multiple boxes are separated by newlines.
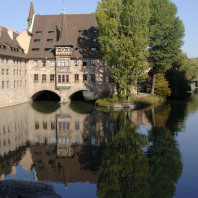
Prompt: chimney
<box><xmin>8</xmin><ymin>27</ymin><xmax>13</xmax><ymax>40</ymax></box>
<box><xmin>0</xmin><ymin>26</ymin><xmax>2</xmax><ymax>37</ymax></box>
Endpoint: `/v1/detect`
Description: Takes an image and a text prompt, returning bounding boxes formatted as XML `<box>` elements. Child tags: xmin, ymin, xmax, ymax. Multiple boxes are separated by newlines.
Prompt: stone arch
<box><xmin>31</xmin><ymin>90</ymin><xmax>61</xmax><ymax>101</ymax></box>
<box><xmin>69</xmin><ymin>89</ymin><xmax>98</xmax><ymax>101</ymax></box>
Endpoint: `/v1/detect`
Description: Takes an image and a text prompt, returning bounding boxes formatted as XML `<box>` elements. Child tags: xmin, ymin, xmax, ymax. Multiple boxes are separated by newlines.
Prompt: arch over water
<box><xmin>31</xmin><ymin>90</ymin><xmax>61</xmax><ymax>102</ymax></box>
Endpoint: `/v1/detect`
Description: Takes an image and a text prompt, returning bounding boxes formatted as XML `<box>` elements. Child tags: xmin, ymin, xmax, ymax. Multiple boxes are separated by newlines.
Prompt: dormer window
<box><xmin>47</xmin><ymin>39</ymin><xmax>53</xmax><ymax>43</ymax></box>
<box><xmin>93</xmin><ymin>29</ymin><xmax>98</xmax><ymax>34</ymax></box>
<box><xmin>79</xmin><ymin>38</ymin><xmax>84</xmax><ymax>43</ymax></box>
<box><xmin>78</xmin><ymin>48</ymin><xmax>83</xmax><ymax>52</ymax></box>
<box><xmin>36</xmin><ymin>31</ymin><xmax>42</xmax><ymax>35</ymax></box>
<box><xmin>34</xmin><ymin>39</ymin><xmax>40</xmax><ymax>43</ymax></box>
<box><xmin>48</xmin><ymin>31</ymin><xmax>54</xmax><ymax>34</ymax></box>
<box><xmin>44</xmin><ymin>48</ymin><xmax>52</xmax><ymax>52</ymax></box>
<box><xmin>32</xmin><ymin>48</ymin><xmax>39</xmax><ymax>52</ymax></box>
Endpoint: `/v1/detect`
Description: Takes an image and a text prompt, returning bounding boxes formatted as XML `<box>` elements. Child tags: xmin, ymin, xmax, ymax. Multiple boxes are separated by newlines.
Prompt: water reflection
<box><xmin>0</xmin><ymin>94</ymin><xmax>194</xmax><ymax>197</ymax></box>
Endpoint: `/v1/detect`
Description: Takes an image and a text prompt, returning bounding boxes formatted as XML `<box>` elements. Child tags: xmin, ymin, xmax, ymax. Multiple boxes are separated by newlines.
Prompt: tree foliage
<box><xmin>154</xmin><ymin>73</ymin><xmax>171</xmax><ymax>97</ymax></box>
<box><xmin>96</xmin><ymin>0</ymin><xmax>150</xmax><ymax>97</ymax></box>
<box><xmin>149</xmin><ymin>0</ymin><xmax>185</xmax><ymax>94</ymax></box>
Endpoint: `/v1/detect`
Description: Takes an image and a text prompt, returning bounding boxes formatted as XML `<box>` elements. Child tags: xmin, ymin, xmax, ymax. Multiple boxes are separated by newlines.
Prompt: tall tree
<box><xmin>149</xmin><ymin>0</ymin><xmax>185</xmax><ymax>94</ymax></box>
<box><xmin>96</xmin><ymin>0</ymin><xmax>150</xmax><ymax>98</ymax></box>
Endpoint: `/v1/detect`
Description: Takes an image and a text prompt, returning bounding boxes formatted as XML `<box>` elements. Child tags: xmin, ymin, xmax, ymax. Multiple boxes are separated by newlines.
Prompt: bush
<box><xmin>155</xmin><ymin>73</ymin><xmax>171</xmax><ymax>97</ymax></box>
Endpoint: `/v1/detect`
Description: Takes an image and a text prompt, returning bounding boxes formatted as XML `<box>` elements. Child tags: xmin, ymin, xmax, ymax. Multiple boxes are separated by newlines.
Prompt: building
<box><xmin>0</xmin><ymin>0</ymin><xmax>114</xmax><ymax>108</ymax></box>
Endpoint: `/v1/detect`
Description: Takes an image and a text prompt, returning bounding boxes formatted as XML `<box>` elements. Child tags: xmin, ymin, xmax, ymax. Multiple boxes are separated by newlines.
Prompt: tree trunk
<box><xmin>151</xmin><ymin>70</ymin><xmax>156</xmax><ymax>94</ymax></box>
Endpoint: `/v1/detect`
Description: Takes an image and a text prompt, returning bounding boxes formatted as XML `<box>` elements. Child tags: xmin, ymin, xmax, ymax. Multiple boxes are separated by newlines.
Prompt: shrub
<box><xmin>155</xmin><ymin>73</ymin><xmax>171</xmax><ymax>97</ymax></box>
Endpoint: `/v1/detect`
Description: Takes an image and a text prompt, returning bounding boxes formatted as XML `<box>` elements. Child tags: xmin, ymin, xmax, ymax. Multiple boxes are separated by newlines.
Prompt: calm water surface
<box><xmin>0</xmin><ymin>92</ymin><xmax>198</xmax><ymax>197</ymax></box>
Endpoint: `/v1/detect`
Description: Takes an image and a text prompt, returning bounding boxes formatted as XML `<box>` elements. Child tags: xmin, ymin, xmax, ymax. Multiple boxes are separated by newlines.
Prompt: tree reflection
<box><xmin>97</xmin><ymin>113</ymin><xmax>150</xmax><ymax>198</ymax></box>
<box><xmin>147</xmin><ymin>127</ymin><xmax>183</xmax><ymax>198</ymax></box>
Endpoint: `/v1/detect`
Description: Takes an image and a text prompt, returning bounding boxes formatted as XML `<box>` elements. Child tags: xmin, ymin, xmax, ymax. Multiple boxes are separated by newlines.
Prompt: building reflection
<box><xmin>0</xmin><ymin>102</ymin><xmax>153</xmax><ymax>188</ymax></box>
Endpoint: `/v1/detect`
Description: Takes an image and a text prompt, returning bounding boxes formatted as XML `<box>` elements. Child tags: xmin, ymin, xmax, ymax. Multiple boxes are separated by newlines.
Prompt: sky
<box><xmin>0</xmin><ymin>0</ymin><xmax>197</xmax><ymax>58</ymax></box>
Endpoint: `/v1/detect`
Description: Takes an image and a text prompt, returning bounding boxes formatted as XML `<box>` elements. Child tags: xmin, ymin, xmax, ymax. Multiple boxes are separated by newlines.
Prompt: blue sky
<box><xmin>0</xmin><ymin>0</ymin><xmax>197</xmax><ymax>58</ymax></box>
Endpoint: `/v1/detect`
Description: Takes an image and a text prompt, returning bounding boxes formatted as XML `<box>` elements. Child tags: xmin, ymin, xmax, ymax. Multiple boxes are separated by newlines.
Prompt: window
<box><xmin>61</xmin><ymin>59</ymin><xmax>65</xmax><ymax>66</ymax></box>
<box><xmin>34</xmin><ymin>74</ymin><xmax>38</xmax><ymax>82</ymax></box>
<box><xmin>6</xmin><ymin>69</ymin><xmax>9</xmax><ymax>75</ymax></box>
<box><xmin>59</xmin><ymin>122</ymin><xmax>62</xmax><ymax>130</ymax></box>
<box><xmin>14</xmin><ymin>81</ymin><xmax>15</xmax><ymax>88</ymax></box>
<box><xmin>47</xmin><ymin>39</ymin><xmax>53</xmax><ymax>43</ymax></box>
<box><xmin>42</xmin><ymin>60</ymin><xmax>46</xmax><ymax>66</ymax></box>
<box><xmin>58</xmin><ymin>59</ymin><xmax>61</xmax><ymax>66</ymax></box>
<box><xmin>32</xmin><ymin>48</ymin><xmax>39</xmax><ymax>52</ymax></box>
<box><xmin>14</xmin><ymin>69</ymin><xmax>15</xmax><ymax>75</ymax></box>
<box><xmin>79</xmin><ymin>38</ymin><xmax>84</xmax><ymax>43</ymax></box>
<box><xmin>34</xmin><ymin>60</ymin><xmax>38</xmax><ymax>66</ymax></box>
<box><xmin>34</xmin><ymin>39</ymin><xmax>40</xmax><ymax>43</ymax></box>
<box><xmin>91</xmin><ymin>60</ymin><xmax>96</xmax><ymax>66</ymax></box>
<box><xmin>78</xmin><ymin>48</ymin><xmax>83</xmax><ymax>52</ymax></box>
<box><xmin>58</xmin><ymin>75</ymin><xmax>61</xmax><ymax>83</ymax></box>
<box><xmin>65</xmin><ymin>48</ymin><xmax>69</xmax><ymax>52</ymax></box>
<box><xmin>93</xmin><ymin>29</ymin><xmax>98</xmax><ymax>34</ymax></box>
<box><xmin>82</xmin><ymin>60</ymin><xmax>87</xmax><ymax>66</ymax></box>
<box><xmin>92</xmin><ymin>38</ymin><xmax>97</xmax><ymax>42</ymax></box>
<box><xmin>63</xmin><ymin>122</ymin><xmax>66</xmax><ymax>130</ymax></box>
<box><xmin>44</xmin><ymin>48</ymin><xmax>52</xmax><ymax>52</ymax></box>
<box><xmin>74</xmin><ymin>60</ymin><xmax>79</xmax><ymax>66</ymax></box>
<box><xmin>43</xmin><ymin>121</ymin><xmax>47</xmax><ymax>130</ymax></box>
<box><xmin>84</xmin><ymin>122</ymin><xmax>88</xmax><ymax>131</ymax></box>
<box><xmin>65</xmin><ymin>60</ymin><xmax>69</xmax><ymax>66</ymax></box>
<box><xmin>36</xmin><ymin>31</ymin><xmax>42</xmax><ymax>35</ymax></box>
<box><xmin>91</xmin><ymin>74</ymin><xmax>95</xmax><ymax>83</ymax></box>
<box><xmin>75</xmin><ymin>74</ymin><xmax>79</xmax><ymax>82</ymax></box>
<box><xmin>66</xmin><ymin>122</ymin><xmax>70</xmax><ymax>130</ymax></box>
<box><xmin>50</xmin><ymin>74</ymin><xmax>54</xmax><ymax>82</ymax></box>
<box><xmin>83</xmin><ymin>74</ymin><xmax>87</xmax><ymax>82</ymax></box>
<box><xmin>57</xmin><ymin>48</ymin><xmax>61</xmax><ymax>52</ymax></box>
<box><xmin>51</xmin><ymin>121</ymin><xmax>55</xmax><ymax>130</ymax></box>
<box><xmin>75</xmin><ymin>137</ymin><xmax>80</xmax><ymax>145</ymax></box>
<box><xmin>66</xmin><ymin>75</ymin><xmax>69</xmax><ymax>82</ymax></box>
<box><xmin>35</xmin><ymin>121</ymin><xmax>39</xmax><ymax>129</ymax></box>
<box><xmin>42</xmin><ymin>74</ymin><xmax>46</xmax><ymax>82</ymax></box>
<box><xmin>2</xmin><ymin>69</ymin><xmax>4</xmax><ymax>75</ymax></box>
<box><xmin>48</xmin><ymin>31</ymin><xmax>54</xmax><ymax>34</ymax></box>
<box><xmin>91</xmin><ymin>47</ymin><xmax>97</xmax><ymax>51</ymax></box>
<box><xmin>50</xmin><ymin>60</ymin><xmax>55</xmax><ymax>66</ymax></box>
<box><xmin>2</xmin><ymin>81</ymin><xmax>4</xmax><ymax>89</ymax></box>
<box><xmin>75</xmin><ymin>121</ymin><xmax>80</xmax><ymax>130</ymax></box>
<box><xmin>62</xmin><ymin>75</ymin><xmax>65</xmax><ymax>83</ymax></box>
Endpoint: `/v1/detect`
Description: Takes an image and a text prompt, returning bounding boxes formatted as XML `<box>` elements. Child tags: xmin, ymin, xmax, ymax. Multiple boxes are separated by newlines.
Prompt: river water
<box><xmin>0</xmin><ymin>92</ymin><xmax>198</xmax><ymax>197</ymax></box>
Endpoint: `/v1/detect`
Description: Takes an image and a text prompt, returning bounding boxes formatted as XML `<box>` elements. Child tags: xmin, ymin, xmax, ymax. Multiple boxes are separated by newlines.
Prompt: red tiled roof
<box><xmin>0</xmin><ymin>26</ymin><xmax>26</xmax><ymax>59</ymax></box>
<box><xmin>28</xmin><ymin>13</ymin><xmax>100</xmax><ymax>59</ymax></box>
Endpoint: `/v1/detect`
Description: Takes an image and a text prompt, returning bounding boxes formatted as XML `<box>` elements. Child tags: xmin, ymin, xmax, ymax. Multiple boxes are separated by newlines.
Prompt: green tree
<box><xmin>96</xmin><ymin>0</ymin><xmax>150</xmax><ymax>98</ymax></box>
<box><xmin>149</xmin><ymin>0</ymin><xmax>185</xmax><ymax>94</ymax></box>
<box><xmin>166</xmin><ymin>52</ymin><xmax>190</xmax><ymax>98</ymax></box>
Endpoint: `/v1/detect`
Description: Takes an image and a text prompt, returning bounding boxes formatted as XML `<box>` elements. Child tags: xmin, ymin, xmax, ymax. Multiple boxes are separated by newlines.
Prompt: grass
<box><xmin>95</xmin><ymin>94</ymin><xmax>164</xmax><ymax>108</ymax></box>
